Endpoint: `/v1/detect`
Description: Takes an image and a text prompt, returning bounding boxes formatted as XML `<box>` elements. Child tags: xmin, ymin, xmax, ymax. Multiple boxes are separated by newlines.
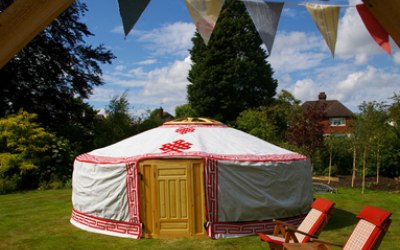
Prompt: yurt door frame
<box><xmin>138</xmin><ymin>159</ymin><xmax>205</xmax><ymax>238</ymax></box>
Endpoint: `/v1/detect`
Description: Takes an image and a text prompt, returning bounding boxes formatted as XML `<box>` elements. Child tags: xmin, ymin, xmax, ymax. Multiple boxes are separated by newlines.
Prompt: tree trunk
<box><xmin>352</xmin><ymin>145</ymin><xmax>356</xmax><ymax>188</ymax></box>
<box><xmin>376</xmin><ymin>147</ymin><xmax>380</xmax><ymax>184</ymax></box>
<box><xmin>328</xmin><ymin>151</ymin><xmax>332</xmax><ymax>184</ymax></box>
<box><xmin>362</xmin><ymin>147</ymin><xmax>367</xmax><ymax>194</ymax></box>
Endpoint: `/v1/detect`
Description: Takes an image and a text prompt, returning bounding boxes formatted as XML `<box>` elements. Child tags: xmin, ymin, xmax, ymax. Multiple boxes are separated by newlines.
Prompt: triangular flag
<box><xmin>356</xmin><ymin>4</ymin><xmax>391</xmax><ymax>55</ymax></box>
<box><xmin>117</xmin><ymin>0</ymin><xmax>150</xmax><ymax>38</ymax></box>
<box><xmin>243</xmin><ymin>0</ymin><xmax>284</xmax><ymax>56</ymax></box>
<box><xmin>362</xmin><ymin>0</ymin><xmax>400</xmax><ymax>48</ymax></box>
<box><xmin>184</xmin><ymin>0</ymin><xmax>225</xmax><ymax>45</ymax></box>
<box><xmin>306</xmin><ymin>3</ymin><xmax>340</xmax><ymax>57</ymax></box>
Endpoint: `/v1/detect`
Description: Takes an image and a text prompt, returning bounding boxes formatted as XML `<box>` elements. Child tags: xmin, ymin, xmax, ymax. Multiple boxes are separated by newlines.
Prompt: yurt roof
<box><xmin>77</xmin><ymin>118</ymin><xmax>306</xmax><ymax>163</ymax></box>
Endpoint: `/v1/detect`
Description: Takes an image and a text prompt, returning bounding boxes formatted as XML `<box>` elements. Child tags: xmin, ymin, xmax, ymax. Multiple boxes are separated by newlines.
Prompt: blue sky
<box><xmin>82</xmin><ymin>0</ymin><xmax>400</xmax><ymax>116</ymax></box>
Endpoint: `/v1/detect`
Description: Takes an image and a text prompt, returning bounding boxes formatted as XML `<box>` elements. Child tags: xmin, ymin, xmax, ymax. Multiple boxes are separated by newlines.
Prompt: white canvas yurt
<box><xmin>70</xmin><ymin>118</ymin><xmax>313</xmax><ymax>239</ymax></box>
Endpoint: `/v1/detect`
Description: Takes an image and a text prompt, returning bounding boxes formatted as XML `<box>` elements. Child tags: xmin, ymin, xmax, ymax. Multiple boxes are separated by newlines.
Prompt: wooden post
<box><xmin>0</xmin><ymin>0</ymin><xmax>75</xmax><ymax>69</ymax></box>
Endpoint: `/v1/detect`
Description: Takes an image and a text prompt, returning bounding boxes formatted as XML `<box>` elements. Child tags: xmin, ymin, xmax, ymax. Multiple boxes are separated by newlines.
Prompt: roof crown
<box><xmin>164</xmin><ymin>117</ymin><xmax>223</xmax><ymax>125</ymax></box>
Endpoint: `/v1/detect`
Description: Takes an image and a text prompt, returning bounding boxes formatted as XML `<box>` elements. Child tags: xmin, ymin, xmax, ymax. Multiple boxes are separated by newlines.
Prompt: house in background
<box><xmin>302</xmin><ymin>92</ymin><xmax>354</xmax><ymax>136</ymax></box>
<box><xmin>155</xmin><ymin>107</ymin><xmax>175</xmax><ymax>123</ymax></box>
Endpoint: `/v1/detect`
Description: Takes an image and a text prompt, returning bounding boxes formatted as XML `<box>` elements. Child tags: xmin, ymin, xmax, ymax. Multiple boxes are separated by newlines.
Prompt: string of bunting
<box><xmin>117</xmin><ymin>0</ymin><xmax>399</xmax><ymax>57</ymax></box>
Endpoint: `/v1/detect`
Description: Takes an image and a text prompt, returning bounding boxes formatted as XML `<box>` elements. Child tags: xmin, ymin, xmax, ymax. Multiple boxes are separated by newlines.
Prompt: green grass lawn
<box><xmin>0</xmin><ymin>188</ymin><xmax>398</xmax><ymax>249</ymax></box>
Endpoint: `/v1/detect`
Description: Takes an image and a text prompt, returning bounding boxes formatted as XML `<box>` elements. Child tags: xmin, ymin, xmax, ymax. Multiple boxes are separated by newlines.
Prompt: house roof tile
<box><xmin>302</xmin><ymin>100</ymin><xmax>353</xmax><ymax>118</ymax></box>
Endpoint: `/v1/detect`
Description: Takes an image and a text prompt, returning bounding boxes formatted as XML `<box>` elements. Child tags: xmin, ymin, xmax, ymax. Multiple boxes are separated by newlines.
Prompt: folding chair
<box><xmin>283</xmin><ymin>205</ymin><xmax>392</xmax><ymax>250</ymax></box>
<box><xmin>258</xmin><ymin>197</ymin><xmax>335</xmax><ymax>250</ymax></box>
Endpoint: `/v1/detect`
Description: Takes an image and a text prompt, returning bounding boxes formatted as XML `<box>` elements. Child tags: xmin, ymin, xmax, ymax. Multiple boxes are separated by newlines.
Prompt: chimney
<box><xmin>318</xmin><ymin>92</ymin><xmax>327</xmax><ymax>101</ymax></box>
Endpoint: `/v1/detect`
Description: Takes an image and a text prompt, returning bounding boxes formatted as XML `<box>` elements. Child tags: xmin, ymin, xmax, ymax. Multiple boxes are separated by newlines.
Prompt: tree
<box><xmin>357</xmin><ymin>101</ymin><xmax>388</xmax><ymax>193</ymax></box>
<box><xmin>323</xmin><ymin>133</ymin><xmax>351</xmax><ymax>184</ymax></box>
<box><xmin>236</xmin><ymin>90</ymin><xmax>301</xmax><ymax>144</ymax></box>
<box><xmin>389</xmin><ymin>93</ymin><xmax>400</xmax><ymax>138</ymax></box>
<box><xmin>263</xmin><ymin>90</ymin><xmax>301</xmax><ymax>141</ymax></box>
<box><xmin>94</xmin><ymin>92</ymin><xmax>136</xmax><ymax>148</ymax></box>
<box><xmin>236</xmin><ymin>109</ymin><xmax>278</xmax><ymax>143</ymax></box>
<box><xmin>0</xmin><ymin>1</ymin><xmax>114</xmax><ymax>152</ymax></box>
<box><xmin>383</xmin><ymin>93</ymin><xmax>400</xmax><ymax>177</ymax></box>
<box><xmin>187</xmin><ymin>0</ymin><xmax>277</xmax><ymax>124</ymax></box>
<box><xmin>324</xmin><ymin>133</ymin><xmax>334</xmax><ymax>184</ymax></box>
<box><xmin>286</xmin><ymin>101</ymin><xmax>325</xmax><ymax>167</ymax></box>
<box><xmin>136</xmin><ymin>107</ymin><xmax>173</xmax><ymax>133</ymax></box>
<box><xmin>347</xmin><ymin>116</ymin><xmax>360</xmax><ymax>188</ymax></box>
<box><xmin>175</xmin><ymin>103</ymin><xmax>198</xmax><ymax>118</ymax></box>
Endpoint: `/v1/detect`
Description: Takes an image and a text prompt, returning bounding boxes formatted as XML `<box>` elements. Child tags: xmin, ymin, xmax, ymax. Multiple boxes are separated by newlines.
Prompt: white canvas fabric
<box><xmin>217</xmin><ymin>160</ymin><xmax>313</xmax><ymax>222</ymax></box>
<box><xmin>72</xmin><ymin>161</ymin><xmax>129</xmax><ymax>221</ymax></box>
<box><xmin>88</xmin><ymin>124</ymin><xmax>299</xmax><ymax>159</ymax></box>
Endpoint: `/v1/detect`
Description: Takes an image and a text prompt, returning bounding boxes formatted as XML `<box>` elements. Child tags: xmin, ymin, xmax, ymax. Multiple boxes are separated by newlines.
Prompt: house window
<box><xmin>329</xmin><ymin>117</ymin><xmax>346</xmax><ymax>126</ymax></box>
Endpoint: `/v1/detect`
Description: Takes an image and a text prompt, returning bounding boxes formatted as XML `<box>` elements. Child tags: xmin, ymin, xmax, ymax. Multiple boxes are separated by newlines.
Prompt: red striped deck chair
<box><xmin>294</xmin><ymin>205</ymin><xmax>392</xmax><ymax>250</ymax></box>
<box><xmin>258</xmin><ymin>197</ymin><xmax>335</xmax><ymax>250</ymax></box>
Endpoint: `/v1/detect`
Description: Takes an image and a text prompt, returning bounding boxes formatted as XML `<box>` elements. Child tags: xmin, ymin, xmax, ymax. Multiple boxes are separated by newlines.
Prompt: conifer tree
<box><xmin>187</xmin><ymin>0</ymin><xmax>277</xmax><ymax>124</ymax></box>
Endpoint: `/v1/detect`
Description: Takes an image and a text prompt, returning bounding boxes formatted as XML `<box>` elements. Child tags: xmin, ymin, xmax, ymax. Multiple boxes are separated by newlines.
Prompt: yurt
<box><xmin>70</xmin><ymin>118</ymin><xmax>313</xmax><ymax>239</ymax></box>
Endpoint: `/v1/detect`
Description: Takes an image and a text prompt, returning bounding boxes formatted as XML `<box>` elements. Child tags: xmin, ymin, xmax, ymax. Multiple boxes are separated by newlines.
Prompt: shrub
<box><xmin>0</xmin><ymin>110</ymin><xmax>74</xmax><ymax>193</ymax></box>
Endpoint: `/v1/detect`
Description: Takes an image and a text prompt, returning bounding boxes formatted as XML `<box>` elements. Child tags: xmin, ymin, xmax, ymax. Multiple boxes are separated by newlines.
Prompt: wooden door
<box><xmin>139</xmin><ymin>159</ymin><xmax>205</xmax><ymax>238</ymax></box>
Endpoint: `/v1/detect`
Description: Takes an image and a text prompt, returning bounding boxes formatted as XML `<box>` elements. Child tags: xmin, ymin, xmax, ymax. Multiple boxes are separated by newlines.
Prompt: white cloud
<box><xmin>282</xmin><ymin>7</ymin><xmax>297</xmax><ymax>18</ymax></box>
<box><xmin>136</xmin><ymin>59</ymin><xmax>157</xmax><ymax>65</ymax></box>
<box><xmin>292</xmin><ymin>78</ymin><xmax>318</xmax><ymax>102</ymax></box>
<box><xmin>269</xmin><ymin>31</ymin><xmax>327</xmax><ymax>74</ymax></box>
<box><xmin>111</xmin><ymin>25</ymin><xmax>124</xmax><ymax>34</ymax></box>
<box><xmin>393</xmin><ymin>51</ymin><xmax>400</xmax><ymax>64</ymax></box>
<box><xmin>287</xmin><ymin>65</ymin><xmax>400</xmax><ymax>112</ymax></box>
<box><xmin>126</xmin><ymin>67</ymin><xmax>146</xmax><ymax>78</ymax></box>
<box><xmin>91</xmin><ymin>57</ymin><xmax>192</xmax><ymax>115</ymax></box>
<box><xmin>89</xmin><ymin>87</ymin><xmax>125</xmax><ymax>104</ymax></box>
<box><xmin>102</xmin><ymin>74</ymin><xmax>147</xmax><ymax>88</ymax></box>
<box><xmin>114</xmin><ymin>65</ymin><xmax>126</xmax><ymax>71</ymax></box>
<box><xmin>139</xmin><ymin>56</ymin><xmax>192</xmax><ymax>110</ymax></box>
<box><xmin>133</xmin><ymin>22</ymin><xmax>195</xmax><ymax>56</ymax></box>
<box><xmin>334</xmin><ymin>66</ymin><xmax>400</xmax><ymax>109</ymax></box>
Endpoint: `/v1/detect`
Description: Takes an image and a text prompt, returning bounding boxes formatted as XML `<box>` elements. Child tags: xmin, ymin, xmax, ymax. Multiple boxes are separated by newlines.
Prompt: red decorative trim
<box><xmin>126</xmin><ymin>162</ymin><xmax>140</xmax><ymax>225</ymax></box>
<box><xmin>75</xmin><ymin>154</ymin><xmax>134</xmax><ymax>164</ymax></box>
<box><xmin>71</xmin><ymin>209</ymin><xmax>141</xmax><ymax>237</ymax></box>
<box><xmin>208</xmin><ymin>215</ymin><xmax>305</xmax><ymax>238</ymax></box>
<box><xmin>208</xmin><ymin>153</ymin><xmax>307</xmax><ymax>162</ymax></box>
<box><xmin>205</xmin><ymin>159</ymin><xmax>218</xmax><ymax>238</ymax></box>
<box><xmin>76</xmin><ymin>152</ymin><xmax>307</xmax><ymax>165</ymax></box>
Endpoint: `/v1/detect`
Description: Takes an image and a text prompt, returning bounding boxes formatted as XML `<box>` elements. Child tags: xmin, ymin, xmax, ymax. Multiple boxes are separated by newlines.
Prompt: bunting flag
<box><xmin>243</xmin><ymin>0</ymin><xmax>284</xmax><ymax>55</ymax></box>
<box><xmin>306</xmin><ymin>3</ymin><xmax>340</xmax><ymax>57</ymax></box>
<box><xmin>117</xmin><ymin>0</ymin><xmax>150</xmax><ymax>38</ymax></box>
<box><xmin>113</xmin><ymin>1</ymin><xmax>396</xmax><ymax>58</ymax></box>
<box><xmin>356</xmin><ymin>4</ymin><xmax>391</xmax><ymax>55</ymax></box>
<box><xmin>184</xmin><ymin>0</ymin><xmax>225</xmax><ymax>45</ymax></box>
<box><xmin>362</xmin><ymin>0</ymin><xmax>400</xmax><ymax>48</ymax></box>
